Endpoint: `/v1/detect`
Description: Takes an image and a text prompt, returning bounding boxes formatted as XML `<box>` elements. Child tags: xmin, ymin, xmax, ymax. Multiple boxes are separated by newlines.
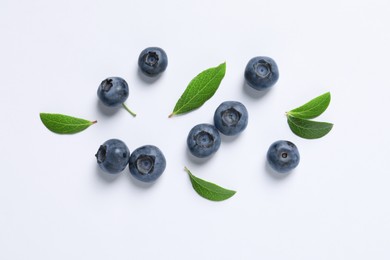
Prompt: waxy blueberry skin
<box><xmin>138</xmin><ymin>47</ymin><xmax>168</xmax><ymax>77</ymax></box>
<box><xmin>95</xmin><ymin>139</ymin><xmax>130</xmax><ymax>174</ymax></box>
<box><xmin>244</xmin><ymin>56</ymin><xmax>279</xmax><ymax>90</ymax></box>
<box><xmin>267</xmin><ymin>140</ymin><xmax>300</xmax><ymax>173</ymax></box>
<box><xmin>97</xmin><ymin>77</ymin><xmax>129</xmax><ymax>107</ymax></box>
<box><xmin>187</xmin><ymin>123</ymin><xmax>221</xmax><ymax>158</ymax></box>
<box><xmin>129</xmin><ymin>145</ymin><xmax>166</xmax><ymax>183</ymax></box>
<box><xmin>214</xmin><ymin>101</ymin><xmax>248</xmax><ymax>136</ymax></box>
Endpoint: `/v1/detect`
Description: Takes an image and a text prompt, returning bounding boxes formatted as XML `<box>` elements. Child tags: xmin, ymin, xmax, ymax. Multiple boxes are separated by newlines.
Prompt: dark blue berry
<box><xmin>244</xmin><ymin>56</ymin><xmax>279</xmax><ymax>90</ymax></box>
<box><xmin>138</xmin><ymin>47</ymin><xmax>168</xmax><ymax>77</ymax></box>
<box><xmin>97</xmin><ymin>77</ymin><xmax>129</xmax><ymax>107</ymax></box>
<box><xmin>187</xmin><ymin>123</ymin><xmax>221</xmax><ymax>158</ymax></box>
<box><xmin>129</xmin><ymin>145</ymin><xmax>166</xmax><ymax>183</ymax></box>
<box><xmin>214</xmin><ymin>101</ymin><xmax>248</xmax><ymax>136</ymax></box>
<box><xmin>267</xmin><ymin>140</ymin><xmax>300</xmax><ymax>173</ymax></box>
<box><xmin>95</xmin><ymin>139</ymin><xmax>130</xmax><ymax>174</ymax></box>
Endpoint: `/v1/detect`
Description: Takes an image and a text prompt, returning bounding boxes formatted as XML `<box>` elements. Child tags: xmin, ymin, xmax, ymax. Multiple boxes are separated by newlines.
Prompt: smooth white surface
<box><xmin>1</xmin><ymin>0</ymin><xmax>390</xmax><ymax>259</ymax></box>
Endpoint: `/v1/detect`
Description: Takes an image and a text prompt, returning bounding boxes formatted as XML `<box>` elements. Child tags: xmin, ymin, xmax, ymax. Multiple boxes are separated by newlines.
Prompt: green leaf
<box><xmin>40</xmin><ymin>113</ymin><xmax>97</xmax><ymax>134</ymax></box>
<box><xmin>287</xmin><ymin>92</ymin><xmax>331</xmax><ymax>119</ymax></box>
<box><xmin>169</xmin><ymin>62</ymin><xmax>226</xmax><ymax>117</ymax></box>
<box><xmin>185</xmin><ymin>166</ymin><xmax>236</xmax><ymax>201</ymax></box>
<box><xmin>287</xmin><ymin>115</ymin><xmax>333</xmax><ymax>139</ymax></box>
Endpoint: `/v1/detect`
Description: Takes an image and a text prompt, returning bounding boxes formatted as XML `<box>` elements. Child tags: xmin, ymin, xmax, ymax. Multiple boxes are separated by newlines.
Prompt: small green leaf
<box><xmin>287</xmin><ymin>115</ymin><xmax>333</xmax><ymax>139</ymax></box>
<box><xmin>287</xmin><ymin>92</ymin><xmax>331</xmax><ymax>119</ymax></box>
<box><xmin>185</xmin><ymin>166</ymin><xmax>236</xmax><ymax>201</ymax></box>
<box><xmin>40</xmin><ymin>113</ymin><xmax>97</xmax><ymax>134</ymax></box>
<box><xmin>169</xmin><ymin>62</ymin><xmax>226</xmax><ymax>117</ymax></box>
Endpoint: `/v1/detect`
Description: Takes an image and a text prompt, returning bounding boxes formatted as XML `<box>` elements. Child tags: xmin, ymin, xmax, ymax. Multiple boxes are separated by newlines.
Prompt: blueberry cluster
<box><xmin>95</xmin><ymin>49</ymin><xmax>300</xmax><ymax>179</ymax></box>
<box><xmin>186</xmin><ymin>56</ymin><xmax>300</xmax><ymax>173</ymax></box>
<box><xmin>187</xmin><ymin>101</ymin><xmax>249</xmax><ymax>158</ymax></box>
<box><xmin>95</xmin><ymin>47</ymin><xmax>168</xmax><ymax>182</ymax></box>
<box><xmin>96</xmin><ymin>139</ymin><xmax>166</xmax><ymax>183</ymax></box>
<box><xmin>97</xmin><ymin>47</ymin><xmax>168</xmax><ymax>116</ymax></box>
<box><xmin>244</xmin><ymin>56</ymin><xmax>299</xmax><ymax>173</ymax></box>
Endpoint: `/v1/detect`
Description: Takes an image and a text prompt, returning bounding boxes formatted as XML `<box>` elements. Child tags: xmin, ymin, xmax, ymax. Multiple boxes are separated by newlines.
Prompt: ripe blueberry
<box><xmin>95</xmin><ymin>139</ymin><xmax>130</xmax><ymax>174</ymax></box>
<box><xmin>129</xmin><ymin>145</ymin><xmax>166</xmax><ymax>183</ymax></box>
<box><xmin>214</xmin><ymin>101</ymin><xmax>248</xmax><ymax>136</ymax></box>
<box><xmin>267</xmin><ymin>140</ymin><xmax>300</xmax><ymax>173</ymax></box>
<box><xmin>97</xmin><ymin>77</ymin><xmax>129</xmax><ymax>107</ymax></box>
<box><xmin>187</xmin><ymin>123</ymin><xmax>221</xmax><ymax>158</ymax></box>
<box><xmin>138</xmin><ymin>47</ymin><xmax>168</xmax><ymax>77</ymax></box>
<box><xmin>244</xmin><ymin>56</ymin><xmax>279</xmax><ymax>90</ymax></box>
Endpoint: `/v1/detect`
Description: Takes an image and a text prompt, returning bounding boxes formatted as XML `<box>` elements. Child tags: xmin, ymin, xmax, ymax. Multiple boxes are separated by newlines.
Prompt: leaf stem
<box><xmin>122</xmin><ymin>103</ymin><xmax>136</xmax><ymax>117</ymax></box>
<box><xmin>91</xmin><ymin>120</ymin><xmax>98</xmax><ymax>124</ymax></box>
<box><xmin>184</xmin><ymin>166</ymin><xmax>190</xmax><ymax>174</ymax></box>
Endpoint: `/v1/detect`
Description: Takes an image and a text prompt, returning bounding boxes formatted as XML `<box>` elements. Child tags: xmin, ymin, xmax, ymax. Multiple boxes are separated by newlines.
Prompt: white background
<box><xmin>1</xmin><ymin>0</ymin><xmax>390</xmax><ymax>259</ymax></box>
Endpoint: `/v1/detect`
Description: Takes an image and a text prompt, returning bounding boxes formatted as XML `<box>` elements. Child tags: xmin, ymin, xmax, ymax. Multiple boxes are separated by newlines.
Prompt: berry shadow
<box><xmin>125</xmin><ymin>170</ymin><xmax>156</xmax><ymax>189</ymax></box>
<box><xmin>95</xmin><ymin>164</ymin><xmax>122</xmax><ymax>183</ymax></box>
<box><xmin>264</xmin><ymin>160</ymin><xmax>292</xmax><ymax>180</ymax></box>
<box><xmin>137</xmin><ymin>68</ymin><xmax>163</xmax><ymax>85</ymax></box>
<box><xmin>242</xmin><ymin>80</ymin><xmax>272</xmax><ymax>99</ymax></box>
<box><xmin>96</xmin><ymin>100</ymin><xmax>121</xmax><ymax>117</ymax></box>
<box><xmin>220</xmin><ymin>133</ymin><xmax>241</xmax><ymax>144</ymax></box>
<box><xmin>185</xmin><ymin>145</ymin><xmax>215</xmax><ymax>165</ymax></box>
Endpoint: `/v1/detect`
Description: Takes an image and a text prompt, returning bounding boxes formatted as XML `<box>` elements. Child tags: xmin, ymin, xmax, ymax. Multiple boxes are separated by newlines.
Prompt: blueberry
<box><xmin>214</xmin><ymin>101</ymin><xmax>248</xmax><ymax>136</ymax></box>
<box><xmin>267</xmin><ymin>140</ymin><xmax>300</xmax><ymax>173</ymax></box>
<box><xmin>244</xmin><ymin>56</ymin><xmax>279</xmax><ymax>90</ymax></box>
<box><xmin>95</xmin><ymin>139</ymin><xmax>130</xmax><ymax>174</ymax></box>
<box><xmin>97</xmin><ymin>77</ymin><xmax>129</xmax><ymax>107</ymax></box>
<box><xmin>129</xmin><ymin>145</ymin><xmax>166</xmax><ymax>183</ymax></box>
<box><xmin>187</xmin><ymin>123</ymin><xmax>221</xmax><ymax>158</ymax></box>
<box><xmin>138</xmin><ymin>47</ymin><xmax>168</xmax><ymax>77</ymax></box>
